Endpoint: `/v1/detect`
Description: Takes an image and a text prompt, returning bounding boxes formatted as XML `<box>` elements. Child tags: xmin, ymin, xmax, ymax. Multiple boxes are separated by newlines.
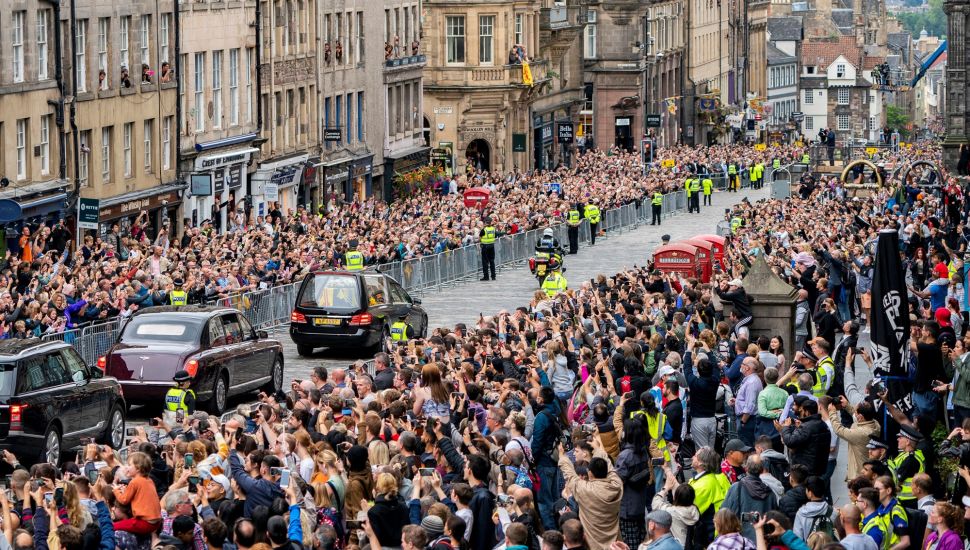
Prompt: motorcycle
<box><xmin>529</xmin><ymin>253</ymin><xmax>564</xmax><ymax>286</ymax></box>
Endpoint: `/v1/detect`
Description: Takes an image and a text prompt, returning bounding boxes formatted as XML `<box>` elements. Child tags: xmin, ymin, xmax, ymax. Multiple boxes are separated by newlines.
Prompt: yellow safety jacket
<box><xmin>730</xmin><ymin>217</ymin><xmax>743</xmax><ymax>233</ymax></box>
<box><xmin>688</xmin><ymin>471</ymin><xmax>731</xmax><ymax>515</ymax></box>
<box><xmin>542</xmin><ymin>272</ymin><xmax>568</xmax><ymax>298</ymax></box>
<box><xmin>652</xmin><ymin>193</ymin><xmax>663</xmax><ymax>206</ymax></box>
<box><xmin>567</xmin><ymin>210</ymin><xmax>581</xmax><ymax>225</ymax></box>
<box><xmin>887</xmin><ymin>450</ymin><xmax>925</xmax><ymax>501</ymax></box>
<box><xmin>814</xmin><ymin>357</ymin><xmax>835</xmax><ymax>397</ymax></box>
<box><xmin>690</xmin><ymin>179</ymin><xmax>701</xmax><ymax>193</ymax></box>
<box><xmin>862</xmin><ymin>512</ymin><xmax>889</xmax><ymax>550</ymax></box>
<box><xmin>481</xmin><ymin>226</ymin><xmax>496</xmax><ymax>244</ymax></box>
<box><xmin>345</xmin><ymin>251</ymin><xmax>364</xmax><ymax>271</ymax></box>
<box><xmin>390</xmin><ymin>321</ymin><xmax>410</xmax><ymax>341</ymax></box>
<box><xmin>703</xmin><ymin>178</ymin><xmax>713</xmax><ymax>194</ymax></box>
<box><xmin>169</xmin><ymin>290</ymin><xmax>187</xmax><ymax>306</ymax></box>
<box><xmin>773</xmin><ymin>158</ymin><xmax>781</xmax><ymax>169</ymax></box>
<box><xmin>684</xmin><ymin>178</ymin><xmax>694</xmax><ymax>197</ymax></box>
<box><xmin>728</xmin><ymin>164</ymin><xmax>738</xmax><ymax>175</ymax></box>
<box><xmin>165</xmin><ymin>388</ymin><xmax>194</xmax><ymax>412</ymax></box>
<box><xmin>801</xmin><ymin>153</ymin><xmax>810</xmax><ymax>164</ymax></box>
<box><xmin>877</xmin><ymin>500</ymin><xmax>909</xmax><ymax>550</ymax></box>
<box><xmin>584</xmin><ymin>205</ymin><xmax>601</xmax><ymax>225</ymax></box>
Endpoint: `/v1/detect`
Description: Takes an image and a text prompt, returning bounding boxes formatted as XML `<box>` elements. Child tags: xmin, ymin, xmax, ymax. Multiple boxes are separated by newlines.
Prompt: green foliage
<box><xmin>892</xmin><ymin>0</ymin><xmax>946</xmax><ymax>38</ymax></box>
<box><xmin>887</xmin><ymin>105</ymin><xmax>912</xmax><ymax>138</ymax></box>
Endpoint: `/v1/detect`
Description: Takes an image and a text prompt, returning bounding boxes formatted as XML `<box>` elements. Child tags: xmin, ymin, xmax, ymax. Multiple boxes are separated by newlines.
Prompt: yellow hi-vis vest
<box><xmin>567</xmin><ymin>210</ymin><xmax>581</xmax><ymax>225</ymax></box>
<box><xmin>887</xmin><ymin>449</ymin><xmax>925</xmax><ymax>501</ymax></box>
<box><xmin>169</xmin><ymin>290</ymin><xmax>187</xmax><ymax>306</ymax></box>
<box><xmin>684</xmin><ymin>178</ymin><xmax>694</xmax><ymax>197</ymax></box>
<box><xmin>165</xmin><ymin>388</ymin><xmax>194</xmax><ymax>412</ymax></box>
<box><xmin>728</xmin><ymin>164</ymin><xmax>737</xmax><ymax>175</ymax></box>
<box><xmin>773</xmin><ymin>158</ymin><xmax>782</xmax><ymax>169</ymax></box>
<box><xmin>390</xmin><ymin>321</ymin><xmax>409</xmax><ymax>341</ymax></box>
<box><xmin>690</xmin><ymin>179</ymin><xmax>701</xmax><ymax>193</ymax></box>
<box><xmin>688</xmin><ymin>471</ymin><xmax>730</xmax><ymax>515</ymax></box>
<box><xmin>703</xmin><ymin>178</ymin><xmax>713</xmax><ymax>194</ymax></box>
<box><xmin>481</xmin><ymin>226</ymin><xmax>496</xmax><ymax>244</ymax></box>
<box><xmin>584</xmin><ymin>204</ymin><xmax>601</xmax><ymax>224</ymax></box>
<box><xmin>345</xmin><ymin>251</ymin><xmax>364</xmax><ymax>271</ymax></box>
<box><xmin>877</xmin><ymin>500</ymin><xmax>909</xmax><ymax>550</ymax></box>
<box><xmin>652</xmin><ymin>193</ymin><xmax>663</xmax><ymax>206</ymax></box>
<box><xmin>542</xmin><ymin>271</ymin><xmax>567</xmax><ymax>298</ymax></box>
<box><xmin>814</xmin><ymin>357</ymin><xmax>835</xmax><ymax>397</ymax></box>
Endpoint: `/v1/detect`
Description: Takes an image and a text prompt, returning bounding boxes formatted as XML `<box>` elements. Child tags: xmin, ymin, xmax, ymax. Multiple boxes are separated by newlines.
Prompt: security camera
<box><xmin>162</xmin><ymin>199</ymin><xmax>169</xmax><ymax>206</ymax></box>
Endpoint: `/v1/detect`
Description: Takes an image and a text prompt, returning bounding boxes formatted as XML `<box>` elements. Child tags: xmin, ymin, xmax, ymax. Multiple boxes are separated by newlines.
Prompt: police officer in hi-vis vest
<box><xmin>163</xmin><ymin>370</ymin><xmax>196</xmax><ymax>425</ymax></box>
<box><xmin>651</xmin><ymin>190</ymin><xmax>664</xmax><ymax>226</ymax></box>
<box><xmin>345</xmin><ymin>240</ymin><xmax>365</xmax><ymax>271</ymax></box>
<box><xmin>584</xmin><ymin>201</ymin><xmax>601</xmax><ymax>245</ymax></box>
<box><xmin>169</xmin><ymin>278</ymin><xmax>188</xmax><ymax>306</ymax></box>
<box><xmin>566</xmin><ymin>203</ymin><xmax>582</xmax><ymax>254</ymax></box>
<box><xmin>479</xmin><ymin>216</ymin><xmax>497</xmax><ymax>281</ymax></box>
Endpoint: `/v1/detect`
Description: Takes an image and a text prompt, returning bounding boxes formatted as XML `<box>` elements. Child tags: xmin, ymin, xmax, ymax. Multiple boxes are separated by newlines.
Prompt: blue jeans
<box><xmin>737</xmin><ymin>415</ymin><xmax>756</xmax><ymax>447</ymax></box>
<box><xmin>537</xmin><ymin>463</ymin><xmax>563</xmax><ymax>530</ymax></box>
<box><xmin>912</xmin><ymin>390</ymin><xmax>939</xmax><ymax>420</ymax></box>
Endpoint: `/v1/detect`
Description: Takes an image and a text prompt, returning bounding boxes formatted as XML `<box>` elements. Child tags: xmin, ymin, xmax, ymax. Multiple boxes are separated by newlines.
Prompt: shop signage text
<box><xmin>78</xmin><ymin>198</ymin><xmax>100</xmax><ymax>229</ymax></box>
<box><xmin>557</xmin><ymin>122</ymin><xmax>574</xmax><ymax>144</ymax></box>
<box><xmin>199</xmin><ymin>152</ymin><xmax>248</xmax><ymax>170</ymax></box>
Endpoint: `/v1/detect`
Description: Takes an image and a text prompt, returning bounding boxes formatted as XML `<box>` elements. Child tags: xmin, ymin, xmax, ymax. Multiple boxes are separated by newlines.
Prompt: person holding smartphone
<box><xmin>111</xmin><ymin>452</ymin><xmax>162</xmax><ymax>535</ymax></box>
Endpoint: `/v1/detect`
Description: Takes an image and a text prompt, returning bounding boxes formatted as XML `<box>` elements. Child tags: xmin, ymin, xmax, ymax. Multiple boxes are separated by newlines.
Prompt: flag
<box><xmin>698</xmin><ymin>98</ymin><xmax>717</xmax><ymax>112</ymax></box>
<box><xmin>868</xmin><ymin>229</ymin><xmax>912</xmax><ymax>415</ymax></box>
<box><xmin>521</xmin><ymin>62</ymin><xmax>534</xmax><ymax>87</ymax></box>
<box><xmin>664</xmin><ymin>98</ymin><xmax>677</xmax><ymax>115</ymax></box>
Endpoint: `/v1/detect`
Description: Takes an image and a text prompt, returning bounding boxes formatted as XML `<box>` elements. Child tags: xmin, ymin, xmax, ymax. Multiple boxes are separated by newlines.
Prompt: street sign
<box><xmin>512</xmin><ymin>133</ymin><xmax>527</xmax><ymax>152</ymax></box>
<box><xmin>324</xmin><ymin>128</ymin><xmax>342</xmax><ymax>142</ymax></box>
<box><xmin>78</xmin><ymin>198</ymin><xmax>100</xmax><ymax>230</ymax></box>
<box><xmin>754</xmin><ymin>143</ymin><xmax>767</xmax><ymax>151</ymax></box>
<box><xmin>645</xmin><ymin>114</ymin><xmax>662</xmax><ymax>128</ymax></box>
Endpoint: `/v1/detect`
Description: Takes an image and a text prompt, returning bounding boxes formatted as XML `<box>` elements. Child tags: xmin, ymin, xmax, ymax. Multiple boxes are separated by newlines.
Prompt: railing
<box><xmin>43</xmin><ymin>188</ymin><xmax>694</xmax><ymax>367</ymax></box>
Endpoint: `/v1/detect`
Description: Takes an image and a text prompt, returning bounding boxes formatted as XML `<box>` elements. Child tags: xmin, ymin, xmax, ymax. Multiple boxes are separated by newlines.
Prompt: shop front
<box><xmin>383</xmin><ymin>146</ymin><xmax>430</xmax><ymax>201</ymax></box>
<box><xmin>98</xmin><ymin>185</ymin><xmax>183</xmax><ymax>240</ymax></box>
<box><xmin>188</xmin><ymin>146</ymin><xmax>257</xmax><ymax>229</ymax></box>
<box><xmin>533</xmin><ymin>115</ymin><xmax>554</xmax><ymax>171</ymax></box>
<box><xmin>251</xmin><ymin>153</ymin><xmax>309</xmax><ymax>217</ymax></box>
<box><xmin>322</xmin><ymin>158</ymin><xmax>352</xmax><ymax>211</ymax></box>
<box><xmin>0</xmin><ymin>180</ymin><xmax>71</xmax><ymax>255</ymax></box>
<box><xmin>349</xmin><ymin>156</ymin><xmax>374</xmax><ymax>201</ymax></box>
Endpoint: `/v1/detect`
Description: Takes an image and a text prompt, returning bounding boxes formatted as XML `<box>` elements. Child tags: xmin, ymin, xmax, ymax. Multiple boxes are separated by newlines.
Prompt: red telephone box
<box><xmin>463</xmin><ymin>187</ymin><xmax>491</xmax><ymax>209</ymax></box>
<box><xmin>652</xmin><ymin>243</ymin><xmax>700</xmax><ymax>280</ymax></box>
<box><xmin>684</xmin><ymin>238</ymin><xmax>714</xmax><ymax>282</ymax></box>
<box><xmin>695</xmin><ymin>234</ymin><xmax>727</xmax><ymax>272</ymax></box>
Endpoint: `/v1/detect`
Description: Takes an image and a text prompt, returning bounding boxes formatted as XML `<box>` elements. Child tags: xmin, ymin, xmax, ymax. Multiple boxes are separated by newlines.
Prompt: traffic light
<box><xmin>642</xmin><ymin>139</ymin><xmax>655</xmax><ymax>164</ymax></box>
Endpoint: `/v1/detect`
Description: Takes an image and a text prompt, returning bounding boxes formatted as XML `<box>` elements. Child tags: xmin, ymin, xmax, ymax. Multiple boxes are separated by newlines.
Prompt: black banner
<box><xmin>557</xmin><ymin>122</ymin><xmax>574</xmax><ymax>144</ymax></box>
<box><xmin>868</xmin><ymin>229</ymin><xmax>912</xmax><ymax>414</ymax></box>
<box><xmin>324</xmin><ymin>128</ymin><xmax>342</xmax><ymax>142</ymax></box>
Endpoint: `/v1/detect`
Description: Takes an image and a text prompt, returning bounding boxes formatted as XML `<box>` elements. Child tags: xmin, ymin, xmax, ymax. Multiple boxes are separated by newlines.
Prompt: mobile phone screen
<box><xmin>280</xmin><ymin>469</ymin><xmax>291</xmax><ymax>488</ymax></box>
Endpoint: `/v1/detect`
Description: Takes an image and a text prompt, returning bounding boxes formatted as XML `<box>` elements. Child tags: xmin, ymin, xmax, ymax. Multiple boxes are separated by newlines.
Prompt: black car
<box><xmin>103</xmin><ymin>306</ymin><xmax>285</xmax><ymax>413</ymax></box>
<box><xmin>289</xmin><ymin>270</ymin><xmax>428</xmax><ymax>355</ymax></box>
<box><xmin>0</xmin><ymin>339</ymin><xmax>126</xmax><ymax>465</ymax></box>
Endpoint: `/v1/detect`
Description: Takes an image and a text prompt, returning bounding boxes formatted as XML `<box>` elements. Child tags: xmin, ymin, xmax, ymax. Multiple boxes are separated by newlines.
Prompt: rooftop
<box><xmin>767</xmin><ymin>16</ymin><xmax>804</xmax><ymax>41</ymax></box>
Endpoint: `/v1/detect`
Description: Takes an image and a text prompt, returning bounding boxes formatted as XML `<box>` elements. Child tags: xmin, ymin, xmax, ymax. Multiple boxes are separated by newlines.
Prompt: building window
<box><xmin>13</xmin><ymin>12</ymin><xmax>25</xmax><ymax>83</ymax></box>
<box><xmin>140</xmin><ymin>15</ymin><xmax>150</xmax><ymax>67</ymax></box>
<box><xmin>584</xmin><ymin>11</ymin><xmax>597</xmax><ymax>59</ymax></box>
<box><xmin>123</xmin><ymin>122</ymin><xmax>132</xmax><ymax>177</ymax></box>
<box><xmin>160</xmin><ymin>15</ymin><xmax>170</xmax><ymax>68</ymax></box>
<box><xmin>346</xmin><ymin>92</ymin><xmax>352</xmax><ymax>144</ymax></box>
<box><xmin>229</xmin><ymin>49</ymin><xmax>239</xmax><ymax>126</ymax></box>
<box><xmin>515</xmin><ymin>13</ymin><xmax>523</xmax><ymax>46</ymax></box>
<box><xmin>120</xmin><ymin>17</ymin><xmax>130</xmax><ymax>72</ymax></box>
<box><xmin>357</xmin><ymin>90</ymin><xmax>364</xmax><ymax>142</ymax></box>
<box><xmin>478</xmin><ymin>15</ymin><xmax>494</xmax><ymax>65</ymax></box>
<box><xmin>143</xmin><ymin>120</ymin><xmax>152</xmax><ymax>171</ymax></box>
<box><xmin>837</xmin><ymin>114</ymin><xmax>850</xmax><ymax>130</ymax></box>
<box><xmin>162</xmin><ymin>117</ymin><xmax>171</xmax><ymax>170</ymax></box>
<box><xmin>76</xmin><ymin>19</ymin><xmax>87</xmax><ymax>92</ymax></box>
<box><xmin>79</xmin><ymin>131</ymin><xmax>90</xmax><ymax>187</ymax></box>
<box><xmin>15</xmin><ymin>120</ymin><xmax>27</xmax><ymax>181</ymax></box>
<box><xmin>356</xmin><ymin>12</ymin><xmax>364</xmax><ymax>65</ymax></box>
<box><xmin>836</xmin><ymin>63</ymin><xmax>845</xmax><ymax>77</ymax></box>
<box><xmin>805</xmin><ymin>115</ymin><xmax>814</xmax><ymax>130</ymax></box>
<box><xmin>37</xmin><ymin>10</ymin><xmax>49</xmax><ymax>80</ymax></box>
<box><xmin>101</xmin><ymin>127</ymin><xmax>111</xmax><ymax>183</ymax></box>
<box><xmin>837</xmin><ymin>88</ymin><xmax>849</xmax><ymax>105</ymax></box>
<box><xmin>869</xmin><ymin>116</ymin><xmax>876</xmax><ymax>131</ymax></box>
<box><xmin>40</xmin><ymin>115</ymin><xmax>50</xmax><ymax>175</ymax></box>
<box><xmin>446</xmin><ymin>16</ymin><xmax>465</xmax><ymax>64</ymax></box>
<box><xmin>212</xmin><ymin>50</ymin><xmax>223</xmax><ymax>129</ymax></box>
<box><xmin>194</xmin><ymin>53</ymin><xmax>204</xmax><ymax>132</ymax></box>
<box><xmin>179</xmin><ymin>53</ymin><xmax>187</xmax><ymax>131</ymax></box>
<box><xmin>98</xmin><ymin>18</ymin><xmax>109</xmax><ymax>89</ymax></box>
<box><xmin>324</xmin><ymin>96</ymin><xmax>331</xmax><ymax>150</ymax></box>
<box><xmin>803</xmin><ymin>89</ymin><xmax>813</xmax><ymax>104</ymax></box>
<box><xmin>246</xmin><ymin>49</ymin><xmax>254</xmax><ymax>123</ymax></box>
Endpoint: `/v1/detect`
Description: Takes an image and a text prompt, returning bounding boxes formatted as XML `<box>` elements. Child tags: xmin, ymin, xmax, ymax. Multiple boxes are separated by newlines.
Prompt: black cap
<box><xmin>661</xmin><ymin>234</ymin><xmax>671</xmax><ymax>242</ymax></box>
<box><xmin>898</xmin><ymin>424</ymin><xmax>924</xmax><ymax>442</ymax></box>
<box><xmin>724</xmin><ymin>439</ymin><xmax>753</xmax><ymax>454</ymax></box>
<box><xmin>173</xmin><ymin>278</ymin><xmax>184</xmax><ymax>287</ymax></box>
<box><xmin>866</xmin><ymin>437</ymin><xmax>889</xmax><ymax>450</ymax></box>
<box><xmin>349</xmin><ymin>239</ymin><xmax>359</xmax><ymax>249</ymax></box>
<box><xmin>173</xmin><ymin>370</ymin><xmax>192</xmax><ymax>382</ymax></box>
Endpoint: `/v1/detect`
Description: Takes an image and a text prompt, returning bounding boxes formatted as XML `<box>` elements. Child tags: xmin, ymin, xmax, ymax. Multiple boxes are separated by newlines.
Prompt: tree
<box><xmin>886</xmin><ymin>105</ymin><xmax>912</xmax><ymax>139</ymax></box>
<box><xmin>892</xmin><ymin>0</ymin><xmax>946</xmax><ymax>38</ymax></box>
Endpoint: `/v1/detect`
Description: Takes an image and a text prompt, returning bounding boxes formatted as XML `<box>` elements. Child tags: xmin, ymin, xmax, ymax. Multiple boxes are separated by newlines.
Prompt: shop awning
<box><xmin>0</xmin><ymin>192</ymin><xmax>69</xmax><ymax>224</ymax></box>
<box><xmin>194</xmin><ymin>133</ymin><xmax>259</xmax><ymax>152</ymax></box>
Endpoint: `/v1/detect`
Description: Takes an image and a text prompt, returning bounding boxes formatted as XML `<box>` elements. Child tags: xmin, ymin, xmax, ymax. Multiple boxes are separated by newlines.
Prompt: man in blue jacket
<box><xmin>531</xmin><ymin>386</ymin><xmax>563</xmax><ymax>530</ymax></box>
<box><xmin>228</xmin><ymin>436</ymin><xmax>286</xmax><ymax>518</ymax></box>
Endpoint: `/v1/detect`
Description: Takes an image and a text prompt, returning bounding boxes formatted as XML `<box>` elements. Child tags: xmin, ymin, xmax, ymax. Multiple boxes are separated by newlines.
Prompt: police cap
<box><xmin>173</xmin><ymin>370</ymin><xmax>193</xmax><ymax>382</ymax></box>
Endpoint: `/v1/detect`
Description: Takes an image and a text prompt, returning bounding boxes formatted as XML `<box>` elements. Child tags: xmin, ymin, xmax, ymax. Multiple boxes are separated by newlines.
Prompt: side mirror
<box><xmin>412</xmin><ymin>298</ymin><xmax>422</xmax><ymax>305</ymax></box>
<box><xmin>90</xmin><ymin>368</ymin><xmax>103</xmax><ymax>379</ymax></box>
<box><xmin>256</xmin><ymin>330</ymin><xmax>269</xmax><ymax>340</ymax></box>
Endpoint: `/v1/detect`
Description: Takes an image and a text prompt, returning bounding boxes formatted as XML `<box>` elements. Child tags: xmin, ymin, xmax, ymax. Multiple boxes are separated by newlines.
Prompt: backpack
<box><xmin>427</xmin><ymin>536</ymin><xmax>453</xmax><ymax>550</ymax></box>
<box><xmin>644</xmin><ymin>350</ymin><xmax>658</xmax><ymax>377</ymax></box>
<box><xmin>809</xmin><ymin>504</ymin><xmax>836</xmax><ymax>540</ymax></box>
<box><xmin>566</xmin><ymin>386</ymin><xmax>589</xmax><ymax>425</ymax></box>
<box><xmin>904</xmin><ymin>507</ymin><xmax>928</xmax><ymax>550</ymax></box>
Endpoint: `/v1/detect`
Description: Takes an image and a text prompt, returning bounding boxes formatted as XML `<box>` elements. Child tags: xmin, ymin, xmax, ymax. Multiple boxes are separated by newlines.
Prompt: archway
<box><xmin>896</xmin><ymin>160</ymin><xmax>942</xmax><ymax>187</ymax></box>
<box><xmin>466</xmin><ymin>139</ymin><xmax>491</xmax><ymax>173</ymax></box>
<box><xmin>840</xmin><ymin>159</ymin><xmax>884</xmax><ymax>187</ymax></box>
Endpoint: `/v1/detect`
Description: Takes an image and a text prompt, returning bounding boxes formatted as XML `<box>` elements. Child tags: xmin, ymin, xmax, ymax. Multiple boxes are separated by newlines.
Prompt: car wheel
<box><xmin>42</xmin><ymin>425</ymin><xmax>61</xmax><ymax>466</ymax></box>
<box><xmin>207</xmin><ymin>373</ymin><xmax>229</xmax><ymax>414</ymax></box>
<box><xmin>263</xmin><ymin>356</ymin><xmax>284</xmax><ymax>394</ymax></box>
<box><xmin>296</xmin><ymin>344</ymin><xmax>314</xmax><ymax>357</ymax></box>
<box><xmin>100</xmin><ymin>404</ymin><xmax>125</xmax><ymax>449</ymax></box>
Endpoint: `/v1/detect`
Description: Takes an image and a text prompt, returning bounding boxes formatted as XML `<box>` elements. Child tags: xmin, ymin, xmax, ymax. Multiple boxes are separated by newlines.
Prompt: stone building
<box><xmin>178</xmin><ymin>0</ymin><xmax>260</xmax><ymax>231</ymax></box>
<box><xmin>943</xmin><ymin>0</ymin><xmax>968</xmax><ymax>171</ymax></box>
<box><xmin>68</xmin><ymin>0</ymin><xmax>180</xmax><ymax>237</ymax></box>
<box><xmin>422</xmin><ymin>0</ymin><xmax>548</xmax><ymax>174</ymax></box>
<box><xmin>250</xmin><ymin>0</ymin><xmax>319</xmax><ymax>216</ymax></box>
<box><xmin>684</xmin><ymin>0</ymin><xmax>733</xmax><ymax>145</ymax></box>
<box><xmin>0</xmin><ymin>2</ymin><xmax>70</xmax><ymax>231</ymax></box>
<box><xmin>766</xmin><ymin>16</ymin><xmax>802</xmax><ymax>141</ymax></box>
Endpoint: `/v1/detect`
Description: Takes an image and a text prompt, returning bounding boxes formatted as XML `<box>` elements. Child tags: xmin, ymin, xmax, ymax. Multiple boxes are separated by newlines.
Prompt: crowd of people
<box><xmin>0</xmin><ymin>145</ymin><xmax>801</xmax><ymax>339</ymax></box>
<box><xmin>3</xmin><ymin>138</ymin><xmax>970</xmax><ymax>550</ymax></box>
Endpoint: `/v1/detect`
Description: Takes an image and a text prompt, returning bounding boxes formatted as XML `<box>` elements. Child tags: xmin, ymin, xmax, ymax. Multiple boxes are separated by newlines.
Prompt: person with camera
<box><xmin>722</xmin><ymin>455</ymin><xmax>778</xmax><ymax>542</ymax></box>
<box><xmin>614</xmin><ymin>414</ymin><xmax>654</xmax><ymax>548</ymax></box>
<box><xmin>531</xmin><ymin>386</ymin><xmax>565</xmax><ymax>530</ymax></box>
<box><xmin>557</xmin><ymin>430</ymin><xmax>622</xmax><ymax>550</ymax></box>
<box><xmin>753</xmin><ymin>511</ymin><xmax>812</xmax><ymax>550</ymax></box>
<box><xmin>822</xmin><ymin>397</ymin><xmax>880</xmax><ymax>481</ymax></box>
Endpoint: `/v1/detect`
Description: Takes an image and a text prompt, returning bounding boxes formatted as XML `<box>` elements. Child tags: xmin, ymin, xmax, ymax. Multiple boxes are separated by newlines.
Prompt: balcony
<box><xmin>384</xmin><ymin>54</ymin><xmax>427</xmax><ymax>70</ymax></box>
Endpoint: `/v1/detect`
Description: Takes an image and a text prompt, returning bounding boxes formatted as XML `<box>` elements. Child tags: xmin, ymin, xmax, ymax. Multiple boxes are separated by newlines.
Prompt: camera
<box><xmin>498</xmin><ymin>494</ymin><xmax>514</xmax><ymax>506</ymax></box>
<box><xmin>741</xmin><ymin>512</ymin><xmax>760</xmax><ymax>523</ymax></box>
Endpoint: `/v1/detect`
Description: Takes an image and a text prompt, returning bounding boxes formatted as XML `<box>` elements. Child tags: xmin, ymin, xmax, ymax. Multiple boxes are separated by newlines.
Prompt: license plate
<box><xmin>313</xmin><ymin>318</ymin><xmax>341</xmax><ymax>326</ymax></box>
<box><xmin>537</xmin><ymin>265</ymin><xmax>546</xmax><ymax>276</ymax></box>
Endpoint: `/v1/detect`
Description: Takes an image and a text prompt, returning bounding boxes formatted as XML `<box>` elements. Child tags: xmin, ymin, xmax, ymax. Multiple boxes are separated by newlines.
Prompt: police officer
<box><xmin>584</xmin><ymin>201</ymin><xmax>601</xmax><ymax>245</ymax></box>
<box><xmin>772</xmin><ymin>157</ymin><xmax>782</xmax><ymax>182</ymax></box>
<box><xmin>661</xmin><ymin>234</ymin><xmax>671</xmax><ymax>246</ymax></box>
<box><xmin>164</xmin><ymin>370</ymin><xmax>196</xmax><ymax>425</ymax></box>
<box><xmin>728</xmin><ymin>162</ymin><xmax>739</xmax><ymax>192</ymax></box>
<box><xmin>169</xmin><ymin>278</ymin><xmax>188</xmax><ymax>306</ymax></box>
<box><xmin>389</xmin><ymin>314</ymin><xmax>414</xmax><ymax>345</ymax></box>
<box><xmin>651</xmin><ymin>189</ymin><xmax>664</xmax><ymax>225</ymax></box>
<box><xmin>689</xmin><ymin>175</ymin><xmax>702</xmax><ymax>213</ymax></box>
<box><xmin>480</xmin><ymin>216</ymin><xmax>497</xmax><ymax>281</ymax></box>
<box><xmin>684</xmin><ymin>173</ymin><xmax>695</xmax><ymax>213</ymax></box>
<box><xmin>566</xmin><ymin>203</ymin><xmax>582</xmax><ymax>254</ymax></box>
<box><xmin>541</xmin><ymin>267</ymin><xmax>568</xmax><ymax>298</ymax></box>
<box><xmin>345</xmin><ymin>240</ymin><xmax>364</xmax><ymax>271</ymax></box>
<box><xmin>702</xmin><ymin>174</ymin><xmax>714</xmax><ymax>206</ymax></box>
<box><xmin>888</xmin><ymin>425</ymin><xmax>925</xmax><ymax>508</ymax></box>
<box><xmin>801</xmin><ymin>150</ymin><xmax>811</xmax><ymax>166</ymax></box>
